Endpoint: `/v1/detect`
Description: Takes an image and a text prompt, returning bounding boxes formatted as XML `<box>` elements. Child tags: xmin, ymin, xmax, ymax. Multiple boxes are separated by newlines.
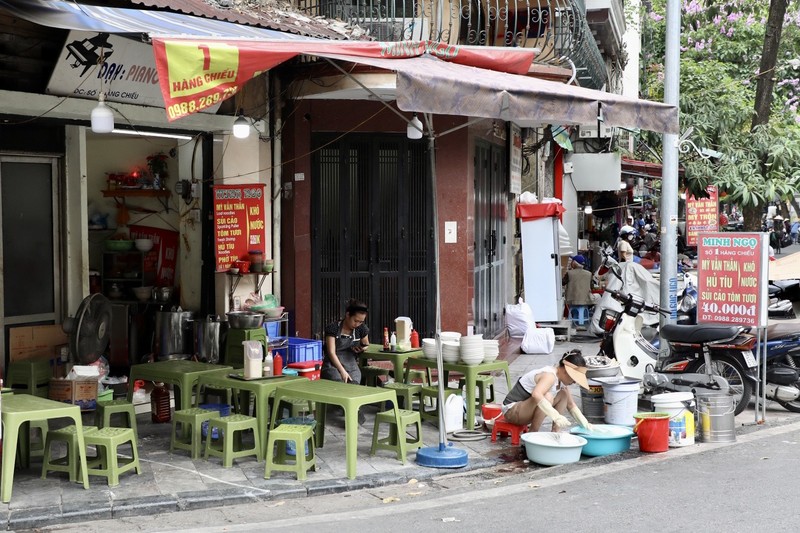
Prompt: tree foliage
<box><xmin>639</xmin><ymin>0</ymin><xmax>800</xmax><ymax>212</ymax></box>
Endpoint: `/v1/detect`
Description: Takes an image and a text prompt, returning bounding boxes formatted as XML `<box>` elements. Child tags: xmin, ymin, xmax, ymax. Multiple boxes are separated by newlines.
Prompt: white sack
<box><xmin>506</xmin><ymin>298</ymin><xmax>536</xmax><ymax>338</ymax></box>
<box><xmin>521</xmin><ymin>326</ymin><xmax>555</xmax><ymax>354</ymax></box>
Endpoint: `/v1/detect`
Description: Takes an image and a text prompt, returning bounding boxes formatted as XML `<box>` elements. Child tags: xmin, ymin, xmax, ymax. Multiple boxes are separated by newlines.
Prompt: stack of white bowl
<box><xmin>459</xmin><ymin>334</ymin><xmax>485</xmax><ymax>365</ymax></box>
<box><xmin>440</xmin><ymin>331</ymin><xmax>462</xmax><ymax>343</ymax></box>
<box><xmin>421</xmin><ymin>338</ymin><xmax>438</xmax><ymax>360</ymax></box>
<box><xmin>441</xmin><ymin>341</ymin><xmax>461</xmax><ymax>363</ymax></box>
<box><xmin>483</xmin><ymin>339</ymin><xmax>500</xmax><ymax>363</ymax></box>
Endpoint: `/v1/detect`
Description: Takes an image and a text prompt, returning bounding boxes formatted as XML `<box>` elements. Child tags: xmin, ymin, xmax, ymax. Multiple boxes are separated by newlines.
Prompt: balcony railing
<box><xmin>295</xmin><ymin>0</ymin><xmax>608</xmax><ymax>88</ymax></box>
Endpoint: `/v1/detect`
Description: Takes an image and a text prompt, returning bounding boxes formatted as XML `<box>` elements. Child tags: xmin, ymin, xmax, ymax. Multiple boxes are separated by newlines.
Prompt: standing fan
<box><xmin>62</xmin><ymin>293</ymin><xmax>112</xmax><ymax>364</ymax></box>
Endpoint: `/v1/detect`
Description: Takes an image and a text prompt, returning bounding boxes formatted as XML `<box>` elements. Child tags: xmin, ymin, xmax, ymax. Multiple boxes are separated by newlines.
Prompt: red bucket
<box><xmin>634</xmin><ymin>412</ymin><xmax>670</xmax><ymax>453</ymax></box>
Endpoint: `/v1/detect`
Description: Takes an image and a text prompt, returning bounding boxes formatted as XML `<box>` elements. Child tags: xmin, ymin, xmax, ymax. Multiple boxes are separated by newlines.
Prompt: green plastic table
<box><xmin>359</xmin><ymin>344</ymin><xmax>423</xmax><ymax>379</ymax></box>
<box><xmin>127</xmin><ymin>360</ymin><xmax>232</xmax><ymax>410</ymax></box>
<box><xmin>1</xmin><ymin>395</ymin><xmax>90</xmax><ymax>502</ymax></box>
<box><xmin>269</xmin><ymin>380</ymin><xmax>402</xmax><ymax>479</ymax></box>
<box><xmin>195</xmin><ymin>372</ymin><xmax>306</xmax><ymax>456</ymax></box>
<box><xmin>404</xmin><ymin>358</ymin><xmax>512</xmax><ymax>429</ymax></box>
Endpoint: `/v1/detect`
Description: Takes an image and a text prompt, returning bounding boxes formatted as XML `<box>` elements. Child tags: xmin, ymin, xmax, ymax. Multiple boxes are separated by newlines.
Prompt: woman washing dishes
<box><xmin>502</xmin><ymin>350</ymin><xmax>594</xmax><ymax>432</ymax></box>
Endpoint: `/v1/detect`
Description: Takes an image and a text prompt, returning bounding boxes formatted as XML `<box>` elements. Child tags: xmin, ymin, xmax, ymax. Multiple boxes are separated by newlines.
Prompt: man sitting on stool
<box><xmin>563</xmin><ymin>255</ymin><xmax>593</xmax><ymax>324</ymax></box>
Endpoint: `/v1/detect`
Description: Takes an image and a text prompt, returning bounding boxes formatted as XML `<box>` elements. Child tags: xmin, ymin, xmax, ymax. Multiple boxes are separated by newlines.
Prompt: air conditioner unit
<box><xmin>579</xmin><ymin>124</ymin><xmax>615</xmax><ymax>139</ymax></box>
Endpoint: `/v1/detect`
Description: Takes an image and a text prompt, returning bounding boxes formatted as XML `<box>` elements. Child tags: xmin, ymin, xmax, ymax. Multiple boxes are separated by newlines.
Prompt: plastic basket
<box><xmin>200</xmin><ymin>403</ymin><xmax>231</xmax><ymax>439</ymax></box>
<box><xmin>286</xmin><ymin>337</ymin><xmax>323</xmax><ymax>364</ymax></box>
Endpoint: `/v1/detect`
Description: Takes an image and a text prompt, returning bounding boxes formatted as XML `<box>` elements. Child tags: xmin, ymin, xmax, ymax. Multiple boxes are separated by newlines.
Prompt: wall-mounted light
<box><xmin>584</xmin><ymin>204</ymin><xmax>593</xmax><ymax>215</ymax></box>
<box><xmin>619</xmin><ymin>181</ymin><xmax>627</xmax><ymax>190</ymax></box>
<box><xmin>232</xmin><ymin>111</ymin><xmax>250</xmax><ymax>139</ymax></box>
<box><xmin>91</xmin><ymin>93</ymin><xmax>114</xmax><ymax>133</ymax></box>
<box><xmin>407</xmin><ymin>113</ymin><xmax>423</xmax><ymax>140</ymax></box>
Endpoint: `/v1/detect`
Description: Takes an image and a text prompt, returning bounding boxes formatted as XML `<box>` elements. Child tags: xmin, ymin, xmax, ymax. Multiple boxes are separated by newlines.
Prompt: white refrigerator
<box><xmin>520</xmin><ymin>216</ymin><xmax>563</xmax><ymax>322</ymax></box>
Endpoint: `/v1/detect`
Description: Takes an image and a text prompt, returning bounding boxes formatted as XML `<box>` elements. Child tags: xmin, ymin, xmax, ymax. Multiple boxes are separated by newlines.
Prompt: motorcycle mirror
<box><xmin>610</xmin><ymin>262</ymin><xmax>622</xmax><ymax>280</ymax></box>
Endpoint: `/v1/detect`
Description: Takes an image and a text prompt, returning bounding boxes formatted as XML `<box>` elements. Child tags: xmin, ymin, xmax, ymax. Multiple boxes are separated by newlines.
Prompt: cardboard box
<box><xmin>49</xmin><ymin>378</ymin><xmax>98</xmax><ymax>411</ymax></box>
<box><xmin>9</xmin><ymin>325</ymin><xmax>68</xmax><ymax>363</ymax></box>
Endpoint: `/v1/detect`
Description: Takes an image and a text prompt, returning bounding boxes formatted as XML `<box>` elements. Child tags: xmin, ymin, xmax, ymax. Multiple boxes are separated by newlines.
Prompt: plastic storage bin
<box><xmin>285</xmin><ymin>338</ymin><xmax>322</xmax><ymax>364</ymax></box>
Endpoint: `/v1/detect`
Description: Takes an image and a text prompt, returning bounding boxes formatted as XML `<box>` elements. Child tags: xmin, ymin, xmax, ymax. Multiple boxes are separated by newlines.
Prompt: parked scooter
<box><xmin>598</xmin><ymin>288</ymin><xmax>757</xmax><ymax>415</ymax></box>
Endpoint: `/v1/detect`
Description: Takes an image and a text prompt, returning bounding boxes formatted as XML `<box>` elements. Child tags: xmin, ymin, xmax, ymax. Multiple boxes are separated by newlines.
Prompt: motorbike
<box><xmin>677</xmin><ymin>282</ymin><xmax>800</xmax><ymax>412</ymax></box>
<box><xmin>597</xmin><ymin>285</ymin><xmax>758</xmax><ymax>415</ymax></box>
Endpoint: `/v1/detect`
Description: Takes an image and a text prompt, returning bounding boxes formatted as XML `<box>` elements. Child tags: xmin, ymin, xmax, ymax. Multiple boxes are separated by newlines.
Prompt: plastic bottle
<box><xmin>273</xmin><ymin>351</ymin><xmax>283</xmax><ymax>376</ymax></box>
<box><xmin>410</xmin><ymin>329</ymin><xmax>420</xmax><ymax>348</ymax></box>
<box><xmin>389</xmin><ymin>331</ymin><xmax>397</xmax><ymax>352</ymax></box>
<box><xmin>383</xmin><ymin>327</ymin><xmax>390</xmax><ymax>351</ymax></box>
<box><xmin>263</xmin><ymin>350</ymin><xmax>274</xmax><ymax>377</ymax></box>
<box><xmin>151</xmin><ymin>383</ymin><xmax>171</xmax><ymax>423</ymax></box>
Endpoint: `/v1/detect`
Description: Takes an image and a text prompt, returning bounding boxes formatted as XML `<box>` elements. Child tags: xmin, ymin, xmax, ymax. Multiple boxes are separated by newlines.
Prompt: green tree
<box><xmin>639</xmin><ymin>0</ymin><xmax>800</xmax><ymax>230</ymax></box>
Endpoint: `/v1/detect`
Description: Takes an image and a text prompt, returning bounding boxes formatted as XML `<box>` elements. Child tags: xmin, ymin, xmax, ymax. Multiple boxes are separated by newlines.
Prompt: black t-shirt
<box><xmin>323</xmin><ymin>321</ymin><xmax>370</xmax><ymax>343</ymax></box>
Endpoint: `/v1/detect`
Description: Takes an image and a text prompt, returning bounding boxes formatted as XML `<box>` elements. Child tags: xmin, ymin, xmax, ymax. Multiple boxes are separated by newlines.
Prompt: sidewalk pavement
<box><xmin>1</xmin><ymin>333</ymin><xmax>794</xmax><ymax>530</ymax></box>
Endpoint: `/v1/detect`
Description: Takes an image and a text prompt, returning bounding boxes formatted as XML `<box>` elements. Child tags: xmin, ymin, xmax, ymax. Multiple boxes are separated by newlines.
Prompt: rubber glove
<box><xmin>537</xmin><ymin>398</ymin><xmax>570</xmax><ymax>429</ymax></box>
<box><xmin>569</xmin><ymin>405</ymin><xmax>594</xmax><ymax>432</ymax></box>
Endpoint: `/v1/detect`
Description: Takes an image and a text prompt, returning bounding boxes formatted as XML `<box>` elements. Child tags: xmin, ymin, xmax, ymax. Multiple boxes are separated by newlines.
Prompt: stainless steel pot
<box><xmin>226</xmin><ymin>311</ymin><xmax>265</xmax><ymax>329</ymax></box>
<box><xmin>192</xmin><ymin>315</ymin><xmax>228</xmax><ymax>364</ymax></box>
<box><xmin>155</xmin><ymin>309</ymin><xmax>195</xmax><ymax>357</ymax></box>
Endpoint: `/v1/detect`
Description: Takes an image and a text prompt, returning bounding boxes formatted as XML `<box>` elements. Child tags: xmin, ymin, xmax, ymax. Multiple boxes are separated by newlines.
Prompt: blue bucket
<box><xmin>200</xmin><ymin>403</ymin><xmax>231</xmax><ymax>439</ymax></box>
<box><xmin>279</xmin><ymin>417</ymin><xmax>316</xmax><ymax>456</ymax></box>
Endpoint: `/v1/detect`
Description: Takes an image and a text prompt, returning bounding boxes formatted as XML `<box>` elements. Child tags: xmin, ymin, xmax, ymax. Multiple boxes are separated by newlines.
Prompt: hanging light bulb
<box><xmin>584</xmin><ymin>204</ymin><xmax>593</xmax><ymax>215</ymax></box>
<box><xmin>407</xmin><ymin>113</ymin><xmax>423</xmax><ymax>140</ymax></box>
<box><xmin>232</xmin><ymin>112</ymin><xmax>250</xmax><ymax>139</ymax></box>
<box><xmin>91</xmin><ymin>93</ymin><xmax>114</xmax><ymax>133</ymax></box>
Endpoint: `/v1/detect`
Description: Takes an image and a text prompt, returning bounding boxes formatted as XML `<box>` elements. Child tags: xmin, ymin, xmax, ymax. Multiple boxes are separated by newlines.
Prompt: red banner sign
<box><xmin>129</xmin><ymin>225</ymin><xmax>179</xmax><ymax>287</ymax></box>
<box><xmin>213</xmin><ymin>185</ymin><xmax>267</xmax><ymax>271</ymax></box>
<box><xmin>686</xmin><ymin>185</ymin><xmax>718</xmax><ymax>247</ymax></box>
<box><xmin>151</xmin><ymin>38</ymin><xmax>535</xmax><ymax>121</ymax></box>
<box><xmin>696</xmin><ymin>232</ymin><xmax>767</xmax><ymax>327</ymax></box>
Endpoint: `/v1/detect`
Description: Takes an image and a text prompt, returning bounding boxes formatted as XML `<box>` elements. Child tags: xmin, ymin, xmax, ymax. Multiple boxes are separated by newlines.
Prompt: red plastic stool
<box><xmin>491</xmin><ymin>415</ymin><xmax>528</xmax><ymax>445</ymax></box>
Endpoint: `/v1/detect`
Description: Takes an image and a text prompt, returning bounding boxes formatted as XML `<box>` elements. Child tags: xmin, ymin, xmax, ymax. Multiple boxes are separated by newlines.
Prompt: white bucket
<box><xmin>651</xmin><ymin>392</ymin><xmax>695</xmax><ymax>447</ymax></box>
<box><xmin>602</xmin><ymin>380</ymin><xmax>641</xmax><ymax>426</ymax></box>
<box><xmin>444</xmin><ymin>394</ymin><xmax>464</xmax><ymax>433</ymax></box>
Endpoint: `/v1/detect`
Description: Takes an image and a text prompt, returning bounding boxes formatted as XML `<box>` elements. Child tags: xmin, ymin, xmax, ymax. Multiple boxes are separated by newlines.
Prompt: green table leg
<box><xmin>71</xmin><ymin>414</ymin><xmax>90</xmax><ymax>490</ymax></box>
<box><xmin>343</xmin><ymin>404</ymin><xmax>359</xmax><ymax>479</ymax></box>
<box><xmin>1</xmin><ymin>420</ymin><xmax>20</xmax><ymax>502</ymax></box>
<box><xmin>315</xmin><ymin>401</ymin><xmax>327</xmax><ymax>448</ymax></box>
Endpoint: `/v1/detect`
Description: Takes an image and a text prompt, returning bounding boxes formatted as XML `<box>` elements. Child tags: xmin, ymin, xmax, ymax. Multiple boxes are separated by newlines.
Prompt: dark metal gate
<box><xmin>311</xmin><ymin>133</ymin><xmax>435</xmax><ymax>341</ymax></box>
<box><xmin>474</xmin><ymin>140</ymin><xmax>508</xmax><ymax>337</ymax></box>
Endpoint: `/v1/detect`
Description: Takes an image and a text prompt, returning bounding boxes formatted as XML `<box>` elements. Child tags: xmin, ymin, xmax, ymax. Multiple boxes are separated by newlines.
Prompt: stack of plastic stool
<box><xmin>569</xmin><ymin>305</ymin><xmax>591</xmax><ymax>326</ymax></box>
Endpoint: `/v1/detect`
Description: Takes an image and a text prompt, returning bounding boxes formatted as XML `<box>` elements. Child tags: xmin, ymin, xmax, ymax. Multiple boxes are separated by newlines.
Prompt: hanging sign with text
<box><xmin>686</xmin><ymin>185</ymin><xmax>719</xmax><ymax>247</ymax></box>
<box><xmin>213</xmin><ymin>185</ymin><xmax>267</xmax><ymax>271</ymax></box>
<box><xmin>696</xmin><ymin>232</ymin><xmax>768</xmax><ymax>327</ymax></box>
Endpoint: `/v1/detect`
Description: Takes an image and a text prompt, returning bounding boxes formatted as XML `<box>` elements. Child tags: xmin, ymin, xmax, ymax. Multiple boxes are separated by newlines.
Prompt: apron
<box><xmin>321</xmin><ymin>323</ymin><xmax>362</xmax><ymax>384</ymax></box>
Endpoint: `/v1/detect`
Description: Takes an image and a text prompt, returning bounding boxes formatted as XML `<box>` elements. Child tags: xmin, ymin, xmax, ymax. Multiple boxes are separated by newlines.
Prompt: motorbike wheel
<box><xmin>777</xmin><ymin>400</ymin><xmax>800</xmax><ymax>413</ymax></box>
<box><xmin>687</xmin><ymin>357</ymin><xmax>752</xmax><ymax>416</ymax></box>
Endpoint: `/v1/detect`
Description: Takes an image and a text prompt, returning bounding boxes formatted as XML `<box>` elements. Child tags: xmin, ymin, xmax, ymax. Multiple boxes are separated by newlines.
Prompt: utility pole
<box><xmin>659</xmin><ymin>0</ymin><xmax>680</xmax><ymax>330</ymax></box>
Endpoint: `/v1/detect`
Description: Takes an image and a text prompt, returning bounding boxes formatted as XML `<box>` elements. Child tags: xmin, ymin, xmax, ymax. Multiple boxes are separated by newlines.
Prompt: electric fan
<box><xmin>62</xmin><ymin>293</ymin><xmax>112</xmax><ymax>364</ymax></box>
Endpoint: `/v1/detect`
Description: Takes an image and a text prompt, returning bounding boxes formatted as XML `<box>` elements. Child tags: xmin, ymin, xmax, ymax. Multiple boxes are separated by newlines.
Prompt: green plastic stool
<box><xmin>370</xmin><ymin>409</ymin><xmax>423</xmax><ymax>463</ymax></box>
<box><xmin>458</xmin><ymin>374</ymin><xmax>496</xmax><ymax>406</ymax></box>
<box><xmin>264</xmin><ymin>424</ymin><xmax>317</xmax><ymax>480</ymax></box>
<box><xmin>418</xmin><ymin>386</ymin><xmax>461</xmax><ymax>423</ymax></box>
<box><xmin>361</xmin><ymin>366</ymin><xmax>390</xmax><ymax>387</ymax></box>
<box><xmin>6</xmin><ymin>360</ymin><xmax>51</xmax><ymax>397</ymax></box>
<box><xmin>383</xmin><ymin>383</ymin><xmax>422</xmax><ymax>410</ymax></box>
<box><xmin>204</xmin><ymin>414</ymin><xmax>262</xmax><ymax>467</ymax></box>
<box><xmin>95</xmin><ymin>399</ymin><xmax>138</xmax><ymax>442</ymax></box>
<box><xmin>405</xmin><ymin>368</ymin><xmax>432</xmax><ymax>385</ymax></box>
<box><xmin>41</xmin><ymin>425</ymin><xmax>98</xmax><ymax>483</ymax></box>
<box><xmin>269</xmin><ymin>392</ymin><xmax>315</xmax><ymax>418</ymax></box>
<box><xmin>171</xmin><ymin>407</ymin><xmax>221</xmax><ymax>459</ymax></box>
<box><xmin>29</xmin><ymin>420</ymin><xmax>49</xmax><ymax>458</ymax></box>
<box><xmin>83</xmin><ymin>427</ymin><xmax>141</xmax><ymax>487</ymax></box>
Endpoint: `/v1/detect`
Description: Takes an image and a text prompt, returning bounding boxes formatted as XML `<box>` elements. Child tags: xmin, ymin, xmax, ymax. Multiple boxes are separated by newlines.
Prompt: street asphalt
<box><xmin>3</xmin><ymin>330</ymin><xmax>798</xmax><ymax>531</ymax></box>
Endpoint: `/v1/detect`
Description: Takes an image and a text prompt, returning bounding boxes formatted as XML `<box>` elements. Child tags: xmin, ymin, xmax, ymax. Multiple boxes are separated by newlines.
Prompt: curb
<box><xmin>4</xmin><ymin>457</ymin><xmax>502</xmax><ymax>530</ymax></box>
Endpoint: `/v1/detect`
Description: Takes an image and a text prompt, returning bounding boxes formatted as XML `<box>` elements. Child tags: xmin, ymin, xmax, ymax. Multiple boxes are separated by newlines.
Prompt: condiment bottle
<box><xmin>263</xmin><ymin>350</ymin><xmax>274</xmax><ymax>377</ymax></box>
<box><xmin>383</xmin><ymin>327</ymin><xmax>390</xmax><ymax>351</ymax></box>
<box><xmin>273</xmin><ymin>351</ymin><xmax>283</xmax><ymax>376</ymax></box>
<box><xmin>410</xmin><ymin>329</ymin><xmax>420</xmax><ymax>348</ymax></box>
<box><xmin>389</xmin><ymin>331</ymin><xmax>397</xmax><ymax>352</ymax></box>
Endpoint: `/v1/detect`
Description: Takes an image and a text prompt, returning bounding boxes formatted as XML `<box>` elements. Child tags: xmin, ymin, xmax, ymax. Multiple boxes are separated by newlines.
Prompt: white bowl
<box><xmin>132</xmin><ymin>286</ymin><xmax>152</xmax><ymax>302</ymax></box>
<box><xmin>135</xmin><ymin>238</ymin><xmax>154</xmax><ymax>252</ymax></box>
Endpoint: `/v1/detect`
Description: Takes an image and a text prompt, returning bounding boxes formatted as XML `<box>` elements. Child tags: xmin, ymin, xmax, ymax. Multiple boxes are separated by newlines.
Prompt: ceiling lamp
<box><xmin>90</xmin><ymin>93</ymin><xmax>114</xmax><ymax>134</ymax></box>
<box><xmin>407</xmin><ymin>113</ymin><xmax>423</xmax><ymax>140</ymax></box>
<box><xmin>232</xmin><ymin>112</ymin><xmax>250</xmax><ymax>139</ymax></box>
<box><xmin>584</xmin><ymin>204</ymin><xmax>593</xmax><ymax>215</ymax></box>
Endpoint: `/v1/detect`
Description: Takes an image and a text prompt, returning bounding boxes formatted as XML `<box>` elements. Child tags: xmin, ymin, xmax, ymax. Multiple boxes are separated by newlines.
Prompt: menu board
<box><xmin>696</xmin><ymin>232</ymin><xmax>767</xmax><ymax>327</ymax></box>
<box><xmin>686</xmin><ymin>185</ymin><xmax>718</xmax><ymax>247</ymax></box>
<box><xmin>213</xmin><ymin>184</ymin><xmax>267</xmax><ymax>271</ymax></box>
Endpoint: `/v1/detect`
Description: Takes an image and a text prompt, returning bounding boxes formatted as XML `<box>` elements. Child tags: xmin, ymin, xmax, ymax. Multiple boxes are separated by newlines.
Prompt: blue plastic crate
<box><xmin>286</xmin><ymin>337</ymin><xmax>322</xmax><ymax>364</ymax></box>
<box><xmin>265</xmin><ymin>321</ymin><xmax>279</xmax><ymax>338</ymax></box>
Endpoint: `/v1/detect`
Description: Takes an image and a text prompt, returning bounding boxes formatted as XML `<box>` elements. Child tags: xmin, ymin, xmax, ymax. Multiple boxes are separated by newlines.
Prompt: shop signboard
<box><xmin>509</xmin><ymin>123</ymin><xmax>522</xmax><ymax>195</ymax></box>
<box><xmin>48</xmin><ymin>31</ymin><xmax>221</xmax><ymax>112</ymax></box>
<box><xmin>696</xmin><ymin>232</ymin><xmax>768</xmax><ymax>327</ymax></box>
<box><xmin>213</xmin><ymin>185</ymin><xmax>267</xmax><ymax>271</ymax></box>
<box><xmin>686</xmin><ymin>185</ymin><xmax>718</xmax><ymax>246</ymax></box>
<box><xmin>129</xmin><ymin>225</ymin><xmax>179</xmax><ymax>287</ymax></box>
